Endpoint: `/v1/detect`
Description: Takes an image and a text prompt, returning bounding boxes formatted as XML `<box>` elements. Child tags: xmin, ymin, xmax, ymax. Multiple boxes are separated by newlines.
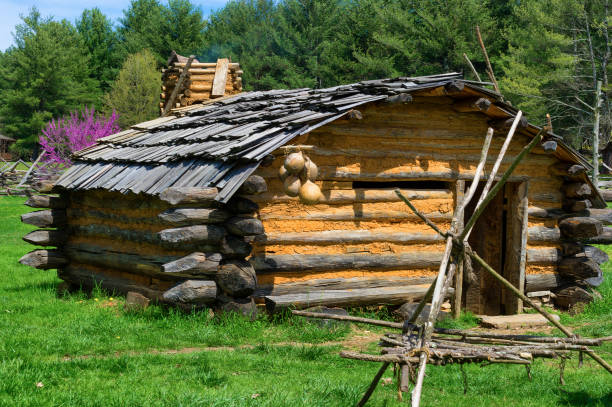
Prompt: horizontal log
<box><xmin>25</xmin><ymin>195</ymin><xmax>66</xmax><ymax>209</ymax></box>
<box><xmin>70</xmin><ymin>224</ymin><xmax>162</xmax><ymax>245</ymax></box>
<box><xmin>265</xmin><ymin>284</ymin><xmax>452</xmax><ymax>312</ymax></box>
<box><xmin>527</xmin><ymin>226</ymin><xmax>561</xmax><ymax>244</ymax></box>
<box><xmin>562</xmin><ymin>182</ymin><xmax>591</xmax><ymax>198</ymax></box>
<box><xmin>21</xmin><ymin>209</ymin><xmax>66</xmax><ymax>228</ymax></box>
<box><xmin>584</xmin><ymin>226</ymin><xmax>612</xmax><ymax>244</ymax></box>
<box><xmin>452</xmin><ymin>97</ymin><xmax>492</xmax><ymax>113</ymax></box>
<box><xmin>253</xmin><ymin>230</ymin><xmax>443</xmax><ymax>245</ymax></box>
<box><xmin>59</xmin><ymin>265</ymin><xmax>166</xmax><ymax>301</ymax></box>
<box><xmin>548</xmin><ymin>163</ymin><xmax>586</xmax><ymax>179</ymax></box>
<box><xmin>225</xmin><ymin>217</ymin><xmax>264</xmax><ymax>236</ymax></box>
<box><xmin>158</xmin><ymin>225</ymin><xmax>226</xmax><ymax>246</ymax></box>
<box><xmin>172</xmin><ymin>61</ymin><xmax>240</xmax><ymax>69</ymax></box>
<box><xmin>158</xmin><ymin>208</ymin><xmax>231</xmax><ymax>225</ymax></box>
<box><xmin>250</xmin><ymin>188</ymin><xmax>452</xmax><ymax>204</ymax></box>
<box><xmin>525</xmin><ymin>274</ymin><xmax>570</xmax><ymax>293</ymax></box>
<box><xmin>254</xmin><ymin>276</ymin><xmax>436</xmax><ymax>298</ymax></box>
<box><xmin>580</xmin><ymin>245</ymin><xmax>610</xmax><ymax>265</ymax></box>
<box><xmin>562</xmin><ymin>199</ymin><xmax>592</xmax><ymax>212</ymax></box>
<box><xmin>526</xmin><ymin>248</ymin><xmax>561</xmax><ymax>265</ymax></box>
<box><xmin>220</xmin><ymin>235</ymin><xmax>253</xmax><ymax>258</ymax></box>
<box><xmin>527</xmin><ymin>207</ymin><xmax>565</xmax><ymax>220</ymax></box>
<box><xmin>226</xmin><ymin>197</ymin><xmax>259</xmax><ymax>214</ymax></box>
<box><xmin>162</xmin><ymin>280</ymin><xmax>217</xmax><ymax>304</ymax></box>
<box><xmin>64</xmin><ymin>243</ymin><xmax>173</xmax><ymax>274</ymax></box>
<box><xmin>316</xmin><ymin>168</ymin><xmax>528</xmax><ymax>183</ymax></box>
<box><xmin>22</xmin><ymin>229</ymin><xmax>67</xmax><ymax>246</ymax></box>
<box><xmin>259</xmin><ymin>209</ymin><xmax>453</xmax><ymax>222</ymax></box>
<box><xmin>159</xmin><ymin>187</ymin><xmax>218</xmax><ymax>205</ymax></box>
<box><xmin>32</xmin><ymin>180</ymin><xmax>55</xmax><ymax>193</ymax></box>
<box><xmin>558</xmin><ymin>256</ymin><xmax>601</xmax><ymax>280</ymax></box>
<box><xmin>554</xmin><ymin>286</ymin><xmax>597</xmax><ymax>309</ymax></box>
<box><xmin>238</xmin><ymin>175</ymin><xmax>267</xmax><ymax>195</ymax></box>
<box><xmin>162</xmin><ymin>252</ymin><xmax>222</xmax><ymax>275</ymax></box>
<box><xmin>251</xmin><ymin>252</ymin><xmax>443</xmax><ymax>273</ymax></box>
<box><xmin>598</xmin><ymin>189</ymin><xmax>612</xmax><ymax>202</ymax></box>
<box><xmin>19</xmin><ymin>249</ymin><xmax>67</xmax><ymax>269</ymax></box>
<box><xmin>559</xmin><ymin>217</ymin><xmax>602</xmax><ymax>239</ymax></box>
<box><xmin>579</xmin><ymin>208</ymin><xmax>612</xmax><ymax>225</ymax></box>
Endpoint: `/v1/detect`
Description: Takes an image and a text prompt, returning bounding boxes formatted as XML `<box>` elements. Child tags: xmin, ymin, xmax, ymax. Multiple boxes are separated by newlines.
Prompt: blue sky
<box><xmin>1</xmin><ymin>0</ymin><xmax>231</xmax><ymax>52</ymax></box>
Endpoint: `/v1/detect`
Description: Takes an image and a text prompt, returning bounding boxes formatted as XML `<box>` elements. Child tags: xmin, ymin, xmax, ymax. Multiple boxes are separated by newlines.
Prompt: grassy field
<box><xmin>0</xmin><ymin>196</ymin><xmax>610</xmax><ymax>406</ymax></box>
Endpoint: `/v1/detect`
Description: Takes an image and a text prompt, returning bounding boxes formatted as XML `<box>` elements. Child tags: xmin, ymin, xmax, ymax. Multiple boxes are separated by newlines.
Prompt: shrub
<box><xmin>39</xmin><ymin>107</ymin><xmax>120</xmax><ymax>166</ymax></box>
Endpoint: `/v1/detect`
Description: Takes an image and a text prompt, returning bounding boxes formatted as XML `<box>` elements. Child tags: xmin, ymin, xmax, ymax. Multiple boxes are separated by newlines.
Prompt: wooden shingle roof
<box><xmin>55</xmin><ymin>72</ymin><xmax>595</xmax><ymax>203</ymax></box>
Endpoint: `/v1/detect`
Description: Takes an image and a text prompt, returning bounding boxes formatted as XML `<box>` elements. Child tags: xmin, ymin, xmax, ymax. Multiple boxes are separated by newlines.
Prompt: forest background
<box><xmin>0</xmin><ymin>0</ymin><xmax>610</xmax><ymax>162</ymax></box>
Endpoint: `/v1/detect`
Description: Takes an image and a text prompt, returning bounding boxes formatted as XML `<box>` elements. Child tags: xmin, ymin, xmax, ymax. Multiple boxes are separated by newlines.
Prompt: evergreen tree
<box><xmin>0</xmin><ymin>9</ymin><xmax>99</xmax><ymax>157</ymax></box>
<box><xmin>76</xmin><ymin>8</ymin><xmax>121</xmax><ymax>90</ymax></box>
<box><xmin>103</xmin><ymin>50</ymin><xmax>161</xmax><ymax>128</ymax></box>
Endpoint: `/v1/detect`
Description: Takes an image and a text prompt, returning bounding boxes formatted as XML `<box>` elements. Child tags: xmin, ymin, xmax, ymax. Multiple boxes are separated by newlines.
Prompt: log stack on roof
<box><xmin>160</xmin><ymin>52</ymin><xmax>243</xmax><ymax>113</ymax></box>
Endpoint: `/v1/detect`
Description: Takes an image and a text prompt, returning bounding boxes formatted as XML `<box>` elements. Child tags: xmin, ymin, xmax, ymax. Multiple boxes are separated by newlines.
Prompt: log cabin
<box><xmin>20</xmin><ymin>72</ymin><xmax>610</xmax><ymax>316</ymax></box>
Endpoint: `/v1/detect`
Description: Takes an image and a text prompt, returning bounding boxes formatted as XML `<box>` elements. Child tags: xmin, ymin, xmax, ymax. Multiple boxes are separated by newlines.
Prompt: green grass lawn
<box><xmin>0</xmin><ymin>196</ymin><xmax>610</xmax><ymax>406</ymax></box>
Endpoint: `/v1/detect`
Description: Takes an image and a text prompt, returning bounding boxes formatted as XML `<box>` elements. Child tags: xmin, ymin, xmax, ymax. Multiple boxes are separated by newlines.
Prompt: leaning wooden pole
<box><xmin>162</xmin><ymin>55</ymin><xmax>195</xmax><ymax>116</ymax></box>
<box><xmin>476</xmin><ymin>25</ymin><xmax>500</xmax><ymax>94</ymax></box>
<box><xmin>410</xmin><ymin>128</ymin><xmax>494</xmax><ymax>407</ymax></box>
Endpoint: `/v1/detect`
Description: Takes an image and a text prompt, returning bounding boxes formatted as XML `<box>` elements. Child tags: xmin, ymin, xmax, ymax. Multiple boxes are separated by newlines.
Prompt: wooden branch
<box><xmin>21</xmin><ymin>209</ymin><xmax>66</xmax><ymax>228</ymax></box>
<box><xmin>158</xmin><ymin>208</ymin><xmax>231</xmax><ymax>225</ymax></box>
<box><xmin>460</xmin><ymin>130</ymin><xmax>544</xmax><ymax>241</ymax></box>
<box><xmin>19</xmin><ymin>249</ymin><xmax>67</xmax><ymax>269</ymax></box>
<box><xmin>250</xmin><ymin>252</ymin><xmax>443</xmax><ymax>273</ymax></box>
<box><xmin>395</xmin><ymin>190</ymin><xmax>446</xmax><ymax>237</ymax></box>
<box><xmin>476</xmin><ymin>25</ymin><xmax>500</xmax><ymax>93</ymax></box>
<box><xmin>159</xmin><ymin>187</ymin><xmax>218</xmax><ymax>205</ymax></box>
<box><xmin>22</xmin><ymin>229</ymin><xmax>67</xmax><ymax>246</ymax></box>
<box><xmin>462</xmin><ymin>53</ymin><xmax>482</xmax><ymax>82</ymax></box>
<box><xmin>467</xmin><ymin>249</ymin><xmax>612</xmax><ymax>375</ymax></box>
<box><xmin>161</xmin><ymin>252</ymin><xmax>222</xmax><ymax>274</ymax></box>
<box><xmin>25</xmin><ymin>195</ymin><xmax>66</xmax><ymax>209</ymax></box>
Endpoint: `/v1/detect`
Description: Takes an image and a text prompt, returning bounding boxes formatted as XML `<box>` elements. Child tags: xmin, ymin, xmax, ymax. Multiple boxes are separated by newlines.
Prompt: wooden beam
<box><xmin>452</xmin><ymin>97</ymin><xmax>492</xmax><ymax>113</ymax></box>
<box><xmin>158</xmin><ymin>224</ymin><xmax>226</xmax><ymax>246</ymax></box>
<box><xmin>259</xmin><ymin>209</ymin><xmax>453</xmax><ymax>222</ymax></box>
<box><xmin>238</xmin><ymin>175</ymin><xmax>267</xmax><ymax>195</ymax></box>
<box><xmin>225</xmin><ymin>217</ymin><xmax>264</xmax><ymax>236</ymax></box>
<box><xmin>158</xmin><ymin>208</ymin><xmax>231</xmax><ymax>225</ymax></box>
<box><xmin>159</xmin><ymin>187</ymin><xmax>218</xmax><ymax>205</ymax></box>
<box><xmin>585</xmin><ymin>226</ymin><xmax>612</xmax><ymax>244</ymax></box>
<box><xmin>527</xmin><ymin>226</ymin><xmax>561</xmax><ymax>243</ymax></box>
<box><xmin>25</xmin><ymin>195</ymin><xmax>66</xmax><ymax>209</ymax></box>
<box><xmin>162</xmin><ymin>280</ymin><xmax>217</xmax><ymax>304</ymax></box>
<box><xmin>211</xmin><ymin>58</ymin><xmax>229</xmax><ymax>98</ymax></box>
<box><xmin>251</xmin><ymin>252</ymin><xmax>443</xmax><ymax>273</ymax></box>
<box><xmin>559</xmin><ymin>217</ymin><xmax>603</xmax><ymax>239</ymax></box>
<box><xmin>19</xmin><ymin>249</ymin><xmax>67</xmax><ymax>269</ymax></box>
<box><xmin>22</xmin><ymin>229</ymin><xmax>67</xmax><ymax>246</ymax></box>
<box><xmin>252</xmin><ymin>230</ymin><xmax>443</xmax><ymax>245</ymax></box>
<box><xmin>161</xmin><ymin>252</ymin><xmax>222</xmax><ymax>274</ymax></box>
<box><xmin>562</xmin><ymin>182</ymin><xmax>592</xmax><ymax>198</ymax></box>
<box><xmin>21</xmin><ymin>210</ymin><xmax>66</xmax><ymax>228</ymax></box>
<box><xmin>250</xmin><ymin>188</ymin><xmax>452</xmax><ymax>204</ymax></box>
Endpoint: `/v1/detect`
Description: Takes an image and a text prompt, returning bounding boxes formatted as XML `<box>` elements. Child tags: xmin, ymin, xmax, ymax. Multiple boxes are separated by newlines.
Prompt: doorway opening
<box><xmin>462</xmin><ymin>181</ymin><xmax>527</xmax><ymax>315</ymax></box>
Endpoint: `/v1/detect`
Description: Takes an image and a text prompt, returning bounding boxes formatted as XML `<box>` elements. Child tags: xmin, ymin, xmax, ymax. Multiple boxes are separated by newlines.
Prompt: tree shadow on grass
<box><xmin>558</xmin><ymin>390</ymin><xmax>612</xmax><ymax>406</ymax></box>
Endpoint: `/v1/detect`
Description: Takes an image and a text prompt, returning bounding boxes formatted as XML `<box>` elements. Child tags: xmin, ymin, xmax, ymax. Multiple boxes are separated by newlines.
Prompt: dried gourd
<box><xmin>278</xmin><ymin>165</ymin><xmax>288</xmax><ymax>181</ymax></box>
<box><xmin>303</xmin><ymin>158</ymin><xmax>318</xmax><ymax>181</ymax></box>
<box><xmin>283</xmin><ymin>175</ymin><xmax>301</xmax><ymax>197</ymax></box>
<box><xmin>299</xmin><ymin>180</ymin><xmax>322</xmax><ymax>204</ymax></box>
<box><xmin>284</xmin><ymin>151</ymin><xmax>305</xmax><ymax>174</ymax></box>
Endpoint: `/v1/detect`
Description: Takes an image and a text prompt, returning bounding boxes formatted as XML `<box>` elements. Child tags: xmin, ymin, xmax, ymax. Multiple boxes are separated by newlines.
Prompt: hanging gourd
<box><xmin>298</xmin><ymin>155</ymin><xmax>322</xmax><ymax>204</ymax></box>
<box><xmin>299</xmin><ymin>180</ymin><xmax>322</xmax><ymax>204</ymax></box>
<box><xmin>278</xmin><ymin>165</ymin><xmax>288</xmax><ymax>181</ymax></box>
<box><xmin>283</xmin><ymin>175</ymin><xmax>301</xmax><ymax>197</ymax></box>
<box><xmin>284</xmin><ymin>151</ymin><xmax>305</xmax><ymax>174</ymax></box>
<box><xmin>303</xmin><ymin>158</ymin><xmax>318</xmax><ymax>181</ymax></box>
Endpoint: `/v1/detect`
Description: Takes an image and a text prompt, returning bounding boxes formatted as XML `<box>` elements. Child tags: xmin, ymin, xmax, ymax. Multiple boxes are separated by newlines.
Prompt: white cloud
<box><xmin>0</xmin><ymin>0</ymin><xmax>231</xmax><ymax>52</ymax></box>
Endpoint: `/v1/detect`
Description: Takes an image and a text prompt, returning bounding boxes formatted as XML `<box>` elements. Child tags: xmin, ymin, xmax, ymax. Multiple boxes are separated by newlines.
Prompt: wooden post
<box><xmin>593</xmin><ymin>80</ymin><xmax>602</xmax><ymax>186</ymax></box>
<box><xmin>453</xmin><ymin>180</ymin><xmax>465</xmax><ymax>319</ymax></box>
<box><xmin>162</xmin><ymin>55</ymin><xmax>195</xmax><ymax>116</ymax></box>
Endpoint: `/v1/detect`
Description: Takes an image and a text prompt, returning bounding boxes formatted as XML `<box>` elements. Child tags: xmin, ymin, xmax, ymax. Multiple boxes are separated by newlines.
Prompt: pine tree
<box><xmin>0</xmin><ymin>8</ymin><xmax>99</xmax><ymax>157</ymax></box>
<box><xmin>103</xmin><ymin>50</ymin><xmax>161</xmax><ymax>128</ymax></box>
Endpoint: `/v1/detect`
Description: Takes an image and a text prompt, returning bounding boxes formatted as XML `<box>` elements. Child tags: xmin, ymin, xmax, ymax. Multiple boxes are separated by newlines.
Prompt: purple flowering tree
<box><xmin>39</xmin><ymin>107</ymin><xmax>120</xmax><ymax>166</ymax></box>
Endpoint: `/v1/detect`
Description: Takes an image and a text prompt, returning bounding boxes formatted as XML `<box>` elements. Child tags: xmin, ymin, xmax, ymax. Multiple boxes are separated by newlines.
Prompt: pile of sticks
<box><xmin>294</xmin><ymin>112</ymin><xmax>612</xmax><ymax>406</ymax></box>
